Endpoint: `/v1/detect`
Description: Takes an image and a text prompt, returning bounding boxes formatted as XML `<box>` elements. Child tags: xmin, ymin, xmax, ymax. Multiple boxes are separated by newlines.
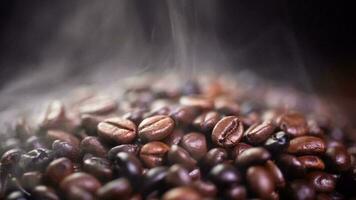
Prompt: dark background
<box><xmin>0</xmin><ymin>0</ymin><xmax>355</xmax><ymax>119</ymax></box>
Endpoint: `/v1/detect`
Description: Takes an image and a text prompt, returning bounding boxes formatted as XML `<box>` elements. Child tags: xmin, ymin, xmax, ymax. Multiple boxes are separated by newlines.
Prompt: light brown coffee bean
<box><xmin>212</xmin><ymin>116</ymin><xmax>244</xmax><ymax>148</ymax></box>
<box><xmin>138</xmin><ymin>115</ymin><xmax>175</xmax><ymax>142</ymax></box>
<box><xmin>98</xmin><ymin>118</ymin><xmax>137</xmax><ymax>144</ymax></box>
<box><xmin>287</xmin><ymin>136</ymin><xmax>326</xmax><ymax>155</ymax></box>
<box><xmin>277</xmin><ymin>112</ymin><xmax>308</xmax><ymax>137</ymax></box>
<box><xmin>140</xmin><ymin>141</ymin><xmax>170</xmax><ymax>168</ymax></box>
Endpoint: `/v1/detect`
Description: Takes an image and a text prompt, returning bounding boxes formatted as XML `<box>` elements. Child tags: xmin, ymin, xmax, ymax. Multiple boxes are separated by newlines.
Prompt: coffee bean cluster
<box><xmin>1</xmin><ymin>78</ymin><xmax>355</xmax><ymax>200</ymax></box>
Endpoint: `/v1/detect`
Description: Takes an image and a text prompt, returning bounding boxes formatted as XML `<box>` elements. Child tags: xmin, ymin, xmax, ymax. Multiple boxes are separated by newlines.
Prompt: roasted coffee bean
<box><xmin>141</xmin><ymin>166</ymin><xmax>168</xmax><ymax>195</ymax></box>
<box><xmin>265</xmin><ymin>160</ymin><xmax>285</xmax><ymax>188</ymax></box>
<box><xmin>0</xmin><ymin>149</ymin><xmax>23</xmax><ymax>174</ymax></box>
<box><xmin>21</xmin><ymin>171</ymin><xmax>43</xmax><ymax>189</ymax></box>
<box><xmin>25</xmin><ymin>136</ymin><xmax>47</xmax><ymax>150</ymax></box>
<box><xmin>193</xmin><ymin>111</ymin><xmax>221</xmax><ymax>132</ymax></box>
<box><xmin>208</xmin><ymin>163</ymin><xmax>241</xmax><ymax>187</ymax></box>
<box><xmin>231</xmin><ymin>143</ymin><xmax>252</xmax><ymax>158</ymax></box>
<box><xmin>214</xmin><ymin>97</ymin><xmax>240</xmax><ymax>115</ymax></box>
<box><xmin>244</xmin><ymin>121</ymin><xmax>275</xmax><ymax>145</ymax></box>
<box><xmin>189</xmin><ymin>168</ymin><xmax>201</xmax><ymax>181</ymax></box>
<box><xmin>83</xmin><ymin>157</ymin><xmax>112</xmax><ymax>181</ymax></box>
<box><xmin>324</xmin><ymin>145</ymin><xmax>351</xmax><ymax>172</ymax></box>
<box><xmin>212</xmin><ymin>116</ymin><xmax>244</xmax><ymax>147</ymax></box>
<box><xmin>167</xmin><ymin>145</ymin><xmax>197</xmax><ymax>170</ymax></box>
<box><xmin>277</xmin><ymin>112</ymin><xmax>308</xmax><ymax>137</ymax></box>
<box><xmin>287</xmin><ymin>180</ymin><xmax>315</xmax><ymax>200</ymax></box>
<box><xmin>192</xmin><ymin>180</ymin><xmax>217</xmax><ymax>197</ymax></box>
<box><xmin>46</xmin><ymin>130</ymin><xmax>80</xmax><ymax>147</ymax></box>
<box><xmin>298</xmin><ymin>155</ymin><xmax>325</xmax><ymax>170</ymax></box>
<box><xmin>163</xmin><ymin>130</ymin><xmax>184</xmax><ymax>146</ymax></box>
<box><xmin>166</xmin><ymin>164</ymin><xmax>191</xmax><ymax>186</ymax></box>
<box><xmin>19</xmin><ymin>148</ymin><xmax>53</xmax><ymax>171</ymax></box>
<box><xmin>122</xmin><ymin>108</ymin><xmax>146</xmax><ymax>125</ymax></box>
<box><xmin>45</xmin><ymin>157</ymin><xmax>74</xmax><ymax>184</ymax></box>
<box><xmin>277</xmin><ymin>154</ymin><xmax>305</xmax><ymax>178</ymax></box>
<box><xmin>201</xmin><ymin>148</ymin><xmax>228</xmax><ymax>170</ymax></box>
<box><xmin>5</xmin><ymin>191</ymin><xmax>28</xmax><ymax>200</ymax></box>
<box><xmin>180</xmin><ymin>132</ymin><xmax>207</xmax><ymax>160</ymax></box>
<box><xmin>32</xmin><ymin>185</ymin><xmax>59</xmax><ymax>200</ymax></box>
<box><xmin>316</xmin><ymin>192</ymin><xmax>343</xmax><ymax>200</ymax></box>
<box><xmin>80</xmin><ymin>114</ymin><xmax>106</xmax><ymax>135</ymax></box>
<box><xmin>60</xmin><ymin>172</ymin><xmax>101</xmax><ymax>194</ymax></box>
<box><xmin>97</xmin><ymin>178</ymin><xmax>133</xmax><ymax>200</ymax></box>
<box><xmin>170</xmin><ymin>106</ymin><xmax>198</xmax><ymax>125</ymax></box>
<box><xmin>287</xmin><ymin>136</ymin><xmax>326</xmax><ymax>155</ymax></box>
<box><xmin>162</xmin><ymin>186</ymin><xmax>202</xmax><ymax>200</ymax></box>
<box><xmin>138</xmin><ymin>115</ymin><xmax>175</xmax><ymax>142</ymax></box>
<box><xmin>306</xmin><ymin>171</ymin><xmax>335</xmax><ymax>193</ymax></box>
<box><xmin>98</xmin><ymin>118</ymin><xmax>137</xmax><ymax>144</ymax></box>
<box><xmin>246</xmin><ymin>166</ymin><xmax>275</xmax><ymax>199</ymax></box>
<box><xmin>66</xmin><ymin>186</ymin><xmax>95</xmax><ymax>200</ymax></box>
<box><xmin>140</xmin><ymin>142</ymin><xmax>169</xmax><ymax>168</ymax></box>
<box><xmin>224</xmin><ymin>185</ymin><xmax>246</xmax><ymax>200</ymax></box>
<box><xmin>80</xmin><ymin>136</ymin><xmax>108</xmax><ymax>158</ymax></box>
<box><xmin>79</xmin><ymin>96</ymin><xmax>117</xmax><ymax>115</ymax></box>
<box><xmin>52</xmin><ymin>140</ymin><xmax>80</xmax><ymax>161</ymax></box>
<box><xmin>39</xmin><ymin>101</ymin><xmax>66</xmax><ymax>130</ymax></box>
<box><xmin>108</xmin><ymin>144</ymin><xmax>140</xmax><ymax>160</ymax></box>
<box><xmin>264</xmin><ymin>131</ymin><xmax>289</xmax><ymax>153</ymax></box>
<box><xmin>179</xmin><ymin>96</ymin><xmax>214</xmax><ymax>110</ymax></box>
<box><xmin>235</xmin><ymin>147</ymin><xmax>271</xmax><ymax>167</ymax></box>
<box><xmin>113</xmin><ymin>152</ymin><xmax>143</xmax><ymax>185</ymax></box>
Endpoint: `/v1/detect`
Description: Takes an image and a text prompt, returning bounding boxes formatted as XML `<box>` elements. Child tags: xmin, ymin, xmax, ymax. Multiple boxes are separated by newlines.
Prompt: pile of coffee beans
<box><xmin>0</xmin><ymin>76</ymin><xmax>355</xmax><ymax>200</ymax></box>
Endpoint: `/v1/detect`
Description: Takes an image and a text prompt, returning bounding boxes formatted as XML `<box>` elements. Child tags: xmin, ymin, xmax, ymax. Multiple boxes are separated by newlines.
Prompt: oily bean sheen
<box><xmin>287</xmin><ymin>136</ymin><xmax>326</xmax><ymax>155</ymax></box>
<box><xmin>287</xmin><ymin>180</ymin><xmax>315</xmax><ymax>200</ymax></box>
<box><xmin>107</xmin><ymin>144</ymin><xmax>139</xmax><ymax>160</ymax></box>
<box><xmin>141</xmin><ymin>166</ymin><xmax>168</xmax><ymax>195</ymax></box>
<box><xmin>98</xmin><ymin>118</ymin><xmax>137</xmax><ymax>144</ymax></box>
<box><xmin>167</xmin><ymin>145</ymin><xmax>197</xmax><ymax>170</ymax></box>
<box><xmin>60</xmin><ymin>172</ymin><xmax>101</xmax><ymax>194</ymax></box>
<box><xmin>246</xmin><ymin>166</ymin><xmax>275</xmax><ymax>200</ymax></box>
<box><xmin>193</xmin><ymin>111</ymin><xmax>221</xmax><ymax>132</ymax></box>
<box><xmin>298</xmin><ymin>155</ymin><xmax>325</xmax><ymax>170</ymax></box>
<box><xmin>277</xmin><ymin>112</ymin><xmax>308</xmax><ymax>137</ymax></box>
<box><xmin>138</xmin><ymin>115</ymin><xmax>175</xmax><ymax>142</ymax></box>
<box><xmin>235</xmin><ymin>147</ymin><xmax>271</xmax><ymax>167</ymax></box>
<box><xmin>231</xmin><ymin>142</ymin><xmax>252</xmax><ymax>158</ymax></box>
<box><xmin>32</xmin><ymin>185</ymin><xmax>59</xmax><ymax>200</ymax></box>
<box><xmin>180</xmin><ymin>132</ymin><xmax>207</xmax><ymax>160</ymax></box>
<box><xmin>265</xmin><ymin>160</ymin><xmax>285</xmax><ymax>188</ymax></box>
<box><xmin>45</xmin><ymin>157</ymin><xmax>74</xmax><ymax>184</ymax></box>
<box><xmin>307</xmin><ymin>171</ymin><xmax>336</xmax><ymax>193</ymax></box>
<box><xmin>162</xmin><ymin>186</ymin><xmax>202</xmax><ymax>200</ymax></box>
<box><xmin>114</xmin><ymin>152</ymin><xmax>143</xmax><ymax>185</ymax></box>
<box><xmin>80</xmin><ymin>136</ymin><xmax>108</xmax><ymax>158</ymax></box>
<box><xmin>83</xmin><ymin>157</ymin><xmax>113</xmax><ymax>181</ymax></box>
<box><xmin>212</xmin><ymin>116</ymin><xmax>244</xmax><ymax>147</ymax></box>
<box><xmin>97</xmin><ymin>178</ymin><xmax>132</xmax><ymax>200</ymax></box>
<box><xmin>277</xmin><ymin>154</ymin><xmax>305</xmax><ymax>178</ymax></box>
<box><xmin>201</xmin><ymin>148</ymin><xmax>228</xmax><ymax>170</ymax></box>
<box><xmin>140</xmin><ymin>141</ymin><xmax>170</xmax><ymax>168</ymax></box>
<box><xmin>192</xmin><ymin>180</ymin><xmax>217</xmax><ymax>197</ymax></box>
<box><xmin>264</xmin><ymin>131</ymin><xmax>289</xmax><ymax>153</ymax></box>
<box><xmin>165</xmin><ymin>164</ymin><xmax>191</xmax><ymax>186</ymax></box>
<box><xmin>208</xmin><ymin>163</ymin><xmax>241</xmax><ymax>187</ymax></box>
<box><xmin>244</xmin><ymin>121</ymin><xmax>276</xmax><ymax>145</ymax></box>
<box><xmin>224</xmin><ymin>185</ymin><xmax>246</xmax><ymax>200</ymax></box>
<box><xmin>325</xmin><ymin>145</ymin><xmax>351</xmax><ymax>172</ymax></box>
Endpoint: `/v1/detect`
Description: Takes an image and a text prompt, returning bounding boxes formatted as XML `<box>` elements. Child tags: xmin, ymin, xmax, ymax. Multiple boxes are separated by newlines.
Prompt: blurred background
<box><xmin>0</xmin><ymin>0</ymin><xmax>355</xmax><ymax>122</ymax></box>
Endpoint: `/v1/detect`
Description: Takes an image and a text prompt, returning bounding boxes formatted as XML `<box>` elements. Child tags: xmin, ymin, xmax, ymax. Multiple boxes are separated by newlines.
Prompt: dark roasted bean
<box><xmin>138</xmin><ymin>115</ymin><xmax>175</xmax><ymax>142</ymax></box>
<box><xmin>32</xmin><ymin>185</ymin><xmax>59</xmax><ymax>200</ymax></box>
<box><xmin>46</xmin><ymin>130</ymin><xmax>80</xmax><ymax>147</ymax></box>
<box><xmin>235</xmin><ymin>147</ymin><xmax>271</xmax><ymax>167</ymax></box>
<box><xmin>25</xmin><ymin>136</ymin><xmax>47</xmax><ymax>150</ymax></box>
<box><xmin>287</xmin><ymin>180</ymin><xmax>315</xmax><ymax>200</ymax></box>
<box><xmin>97</xmin><ymin>178</ymin><xmax>132</xmax><ymax>200</ymax></box>
<box><xmin>208</xmin><ymin>163</ymin><xmax>241</xmax><ymax>187</ymax></box>
<box><xmin>265</xmin><ymin>160</ymin><xmax>285</xmax><ymax>188</ymax></box>
<box><xmin>80</xmin><ymin>114</ymin><xmax>105</xmax><ymax>135</ymax></box>
<box><xmin>298</xmin><ymin>155</ymin><xmax>325</xmax><ymax>170</ymax></box>
<box><xmin>1</xmin><ymin>149</ymin><xmax>23</xmax><ymax>174</ymax></box>
<box><xmin>108</xmin><ymin>144</ymin><xmax>140</xmax><ymax>160</ymax></box>
<box><xmin>264</xmin><ymin>131</ymin><xmax>289</xmax><ymax>153</ymax></box>
<box><xmin>166</xmin><ymin>164</ymin><xmax>191</xmax><ymax>186</ymax></box>
<box><xmin>141</xmin><ymin>166</ymin><xmax>168</xmax><ymax>195</ymax></box>
<box><xmin>316</xmin><ymin>192</ymin><xmax>343</xmax><ymax>200</ymax></box>
<box><xmin>66</xmin><ymin>186</ymin><xmax>95</xmax><ymax>200</ymax></box>
<box><xmin>162</xmin><ymin>186</ymin><xmax>202</xmax><ymax>200</ymax></box>
<box><xmin>60</xmin><ymin>172</ymin><xmax>101</xmax><ymax>194</ymax></box>
<box><xmin>324</xmin><ymin>145</ymin><xmax>351</xmax><ymax>172</ymax></box>
<box><xmin>45</xmin><ymin>157</ymin><xmax>74</xmax><ymax>184</ymax></box>
<box><xmin>52</xmin><ymin>140</ymin><xmax>80</xmax><ymax>161</ymax></box>
<box><xmin>80</xmin><ymin>136</ymin><xmax>108</xmax><ymax>158</ymax></box>
<box><xmin>163</xmin><ymin>130</ymin><xmax>184</xmax><ymax>146</ymax></box>
<box><xmin>192</xmin><ymin>180</ymin><xmax>217</xmax><ymax>197</ymax></box>
<box><xmin>212</xmin><ymin>116</ymin><xmax>244</xmax><ymax>147</ymax></box>
<box><xmin>19</xmin><ymin>148</ymin><xmax>53</xmax><ymax>171</ymax></box>
<box><xmin>231</xmin><ymin>143</ymin><xmax>252</xmax><ymax>158</ymax></box>
<box><xmin>247</xmin><ymin>166</ymin><xmax>275</xmax><ymax>199</ymax></box>
<box><xmin>224</xmin><ymin>185</ymin><xmax>246</xmax><ymax>200</ymax></box>
<box><xmin>201</xmin><ymin>148</ymin><xmax>228</xmax><ymax>171</ymax></box>
<box><xmin>277</xmin><ymin>112</ymin><xmax>308</xmax><ymax>137</ymax></box>
<box><xmin>180</xmin><ymin>132</ymin><xmax>207</xmax><ymax>160</ymax></box>
<box><xmin>277</xmin><ymin>154</ymin><xmax>305</xmax><ymax>178</ymax></box>
<box><xmin>189</xmin><ymin>168</ymin><xmax>201</xmax><ymax>181</ymax></box>
<box><xmin>167</xmin><ymin>145</ymin><xmax>197</xmax><ymax>170</ymax></box>
<box><xmin>21</xmin><ymin>171</ymin><xmax>43</xmax><ymax>189</ymax></box>
<box><xmin>307</xmin><ymin>171</ymin><xmax>335</xmax><ymax>193</ymax></box>
<box><xmin>140</xmin><ymin>142</ymin><xmax>169</xmax><ymax>168</ymax></box>
<box><xmin>170</xmin><ymin>106</ymin><xmax>198</xmax><ymax>125</ymax></box>
<box><xmin>83</xmin><ymin>157</ymin><xmax>112</xmax><ymax>181</ymax></box>
<box><xmin>193</xmin><ymin>111</ymin><xmax>221</xmax><ymax>132</ymax></box>
<box><xmin>113</xmin><ymin>152</ymin><xmax>143</xmax><ymax>185</ymax></box>
<box><xmin>244</xmin><ymin>120</ymin><xmax>275</xmax><ymax>145</ymax></box>
<box><xmin>98</xmin><ymin>118</ymin><xmax>137</xmax><ymax>144</ymax></box>
<box><xmin>287</xmin><ymin>136</ymin><xmax>326</xmax><ymax>155</ymax></box>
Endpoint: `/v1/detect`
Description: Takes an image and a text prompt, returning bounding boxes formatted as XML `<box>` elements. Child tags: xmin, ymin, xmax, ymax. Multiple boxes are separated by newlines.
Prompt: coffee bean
<box><xmin>167</xmin><ymin>145</ymin><xmax>197</xmax><ymax>170</ymax></box>
<box><xmin>19</xmin><ymin>148</ymin><xmax>53</xmax><ymax>171</ymax></box>
<box><xmin>80</xmin><ymin>114</ymin><xmax>106</xmax><ymax>135</ymax></box>
<box><xmin>32</xmin><ymin>185</ymin><xmax>59</xmax><ymax>200</ymax></box>
<box><xmin>79</xmin><ymin>96</ymin><xmax>117</xmax><ymax>115</ymax></box>
<box><xmin>166</xmin><ymin>164</ymin><xmax>191</xmax><ymax>186</ymax></box>
<box><xmin>138</xmin><ymin>115</ymin><xmax>175</xmax><ymax>142</ymax></box>
<box><xmin>21</xmin><ymin>171</ymin><xmax>43</xmax><ymax>189</ymax></box>
<box><xmin>193</xmin><ymin>111</ymin><xmax>221</xmax><ymax>132</ymax></box>
<box><xmin>52</xmin><ymin>140</ymin><xmax>80</xmax><ymax>161</ymax></box>
<box><xmin>212</xmin><ymin>116</ymin><xmax>244</xmax><ymax>147</ymax></box>
<box><xmin>140</xmin><ymin>142</ymin><xmax>169</xmax><ymax>168</ymax></box>
<box><xmin>46</xmin><ymin>130</ymin><xmax>80</xmax><ymax>147</ymax></box>
<box><xmin>277</xmin><ymin>112</ymin><xmax>308</xmax><ymax>137</ymax></box>
<box><xmin>180</xmin><ymin>132</ymin><xmax>207</xmax><ymax>160</ymax></box>
<box><xmin>98</xmin><ymin>118</ymin><xmax>137</xmax><ymax>144</ymax></box>
<box><xmin>162</xmin><ymin>186</ymin><xmax>202</xmax><ymax>200</ymax></box>
<box><xmin>201</xmin><ymin>148</ymin><xmax>228</xmax><ymax>171</ymax></box>
<box><xmin>287</xmin><ymin>136</ymin><xmax>326</xmax><ymax>155</ymax></box>
<box><xmin>108</xmin><ymin>144</ymin><xmax>140</xmax><ymax>160</ymax></box>
<box><xmin>235</xmin><ymin>147</ymin><xmax>271</xmax><ymax>167</ymax></box>
<box><xmin>324</xmin><ymin>145</ymin><xmax>351</xmax><ymax>172</ymax></box>
<box><xmin>39</xmin><ymin>101</ymin><xmax>66</xmax><ymax>130</ymax></box>
<box><xmin>25</xmin><ymin>136</ymin><xmax>47</xmax><ymax>150</ymax></box>
<box><xmin>231</xmin><ymin>143</ymin><xmax>252</xmax><ymax>158</ymax></box>
<box><xmin>244</xmin><ymin>121</ymin><xmax>275</xmax><ymax>145</ymax></box>
<box><xmin>316</xmin><ymin>192</ymin><xmax>344</xmax><ymax>200</ymax></box>
<box><xmin>192</xmin><ymin>180</ymin><xmax>217</xmax><ymax>197</ymax></box>
<box><xmin>264</xmin><ymin>131</ymin><xmax>289</xmax><ymax>153</ymax></box>
<box><xmin>208</xmin><ymin>163</ymin><xmax>241</xmax><ymax>187</ymax></box>
<box><xmin>80</xmin><ymin>137</ymin><xmax>108</xmax><ymax>158</ymax></box>
<box><xmin>224</xmin><ymin>185</ymin><xmax>246</xmax><ymax>200</ymax></box>
<box><xmin>306</xmin><ymin>171</ymin><xmax>335</xmax><ymax>193</ymax></box>
<box><xmin>214</xmin><ymin>97</ymin><xmax>240</xmax><ymax>115</ymax></box>
<box><xmin>246</xmin><ymin>166</ymin><xmax>275</xmax><ymax>200</ymax></box>
<box><xmin>66</xmin><ymin>186</ymin><xmax>95</xmax><ymax>200</ymax></box>
<box><xmin>298</xmin><ymin>155</ymin><xmax>325</xmax><ymax>170</ymax></box>
<box><xmin>45</xmin><ymin>157</ymin><xmax>74</xmax><ymax>184</ymax></box>
<box><xmin>163</xmin><ymin>130</ymin><xmax>184</xmax><ymax>146</ymax></box>
<box><xmin>287</xmin><ymin>180</ymin><xmax>315</xmax><ymax>200</ymax></box>
<box><xmin>60</xmin><ymin>172</ymin><xmax>101</xmax><ymax>194</ymax></box>
<box><xmin>1</xmin><ymin>149</ymin><xmax>23</xmax><ymax>174</ymax></box>
<box><xmin>189</xmin><ymin>168</ymin><xmax>201</xmax><ymax>181</ymax></box>
<box><xmin>141</xmin><ymin>166</ymin><xmax>168</xmax><ymax>195</ymax></box>
<box><xmin>179</xmin><ymin>96</ymin><xmax>214</xmax><ymax>110</ymax></box>
<box><xmin>170</xmin><ymin>106</ymin><xmax>198</xmax><ymax>126</ymax></box>
<box><xmin>97</xmin><ymin>178</ymin><xmax>133</xmax><ymax>200</ymax></box>
<box><xmin>265</xmin><ymin>160</ymin><xmax>285</xmax><ymax>188</ymax></box>
<box><xmin>277</xmin><ymin>154</ymin><xmax>305</xmax><ymax>178</ymax></box>
<box><xmin>83</xmin><ymin>157</ymin><xmax>113</xmax><ymax>181</ymax></box>
<box><xmin>113</xmin><ymin>152</ymin><xmax>143</xmax><ymax>186</ymax></box>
